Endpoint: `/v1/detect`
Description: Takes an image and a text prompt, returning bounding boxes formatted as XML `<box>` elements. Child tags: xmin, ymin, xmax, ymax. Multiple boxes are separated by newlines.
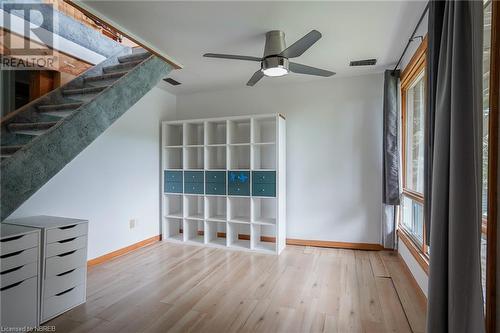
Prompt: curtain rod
<box><xmin>392</xmin><ymin>2</ymin><xmax>430</xmax><ymax>75</ymax></box>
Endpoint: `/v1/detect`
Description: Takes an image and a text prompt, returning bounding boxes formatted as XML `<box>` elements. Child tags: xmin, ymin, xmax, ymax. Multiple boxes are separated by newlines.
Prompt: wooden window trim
<box><xmin>486</xmin><ymin>1</ymin><xmax>499</xmax><ymax>331</ymax></box>
<box><xmin>398</xmin><ymin>229</ymin><xmax>429</xmax><ymax>274</ymax></box>
<box><xmin>399</xmin><ymin>35</ymin><xmax>429</xmax><ymax>264</ymax></box>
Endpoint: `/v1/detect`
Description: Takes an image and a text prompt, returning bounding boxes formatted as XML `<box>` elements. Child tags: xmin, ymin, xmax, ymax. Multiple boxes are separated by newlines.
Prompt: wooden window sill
<box><xmin>397</xmin><ymin>229</ymin><xmax>429</xmax><ymax>275</ymax></box>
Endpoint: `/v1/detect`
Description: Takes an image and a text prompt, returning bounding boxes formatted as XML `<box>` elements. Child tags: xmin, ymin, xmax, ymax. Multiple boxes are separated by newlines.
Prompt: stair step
<box><xmin>117</xmin><ymin>52</ymin><xmax>150</xmax><ymax>64</ymax></box>
<box><xmin>38</xmin><ymin>102</ymin><xmax>83</xmax><ymax>112</ymax></box>
<box><xmin>8</xmin><ymin>121</ymin><xmax>58</xmax><ymax>136</ymax></box>
<box><xmin>1</xmin><ymin>145</ymin><xmax>23</xmax><ymax>154</ymax></box>
<box><xmin>103</xmin><ymin>60</ymin><xmax>142</xmax><ymax>74</ymax></box>
<box><xmin>84</xmin><ymin>71</ymin><xmax>128</xmax><ymax>83</ymax></box>
<box><xmin>63</xmin><ymin>86</ymin><xmax>108</xmax><ymax>96</ymax></box>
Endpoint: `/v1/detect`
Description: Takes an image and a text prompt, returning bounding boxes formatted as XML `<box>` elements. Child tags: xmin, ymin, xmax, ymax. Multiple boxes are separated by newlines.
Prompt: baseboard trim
<box><xmin>87</xmin><ymin>235</ymin><xmax>160</xmax><ymax>267</ymax></box>
<box><xmin>286</xmin><ymin>238</ymin><xmax>384</xmax><ymax>251</ymax></box>
<box><xmin>87</xmin><ymin>235</ymin><xmax>384</xmax><ymax>267</ymax></box>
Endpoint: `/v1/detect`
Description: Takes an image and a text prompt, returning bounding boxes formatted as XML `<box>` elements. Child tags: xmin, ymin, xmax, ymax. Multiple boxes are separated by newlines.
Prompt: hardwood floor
<box><xmin>47</xmin><ymin>242</ymin><xmax>427</xmax><ymax>333</ymax></box>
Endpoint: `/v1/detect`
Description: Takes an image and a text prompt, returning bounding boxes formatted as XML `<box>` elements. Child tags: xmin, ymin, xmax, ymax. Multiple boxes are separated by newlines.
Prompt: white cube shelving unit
<box><xmin>161</xmin><ymin>114</ymin><xmax>286</xmax><ymax>254</ymax></box>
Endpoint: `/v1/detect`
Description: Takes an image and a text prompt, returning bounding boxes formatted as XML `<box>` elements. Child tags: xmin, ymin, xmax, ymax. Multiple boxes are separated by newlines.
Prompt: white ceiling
<box><xmin>80</xmin><ymin>1</ymin><xmax>428</xmax><ymax>95</ymax></box>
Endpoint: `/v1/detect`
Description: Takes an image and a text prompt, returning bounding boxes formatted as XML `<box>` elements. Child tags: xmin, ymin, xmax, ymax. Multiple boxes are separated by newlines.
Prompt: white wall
<box><xmin>398</xmin><ymin>239</ymin><xmax>428</xmax><ymax>297</ymax></box>
<box><xmin>177</xmin><ymin>74</ymin><xmax>384</xmax><ymax>244</ymax></box>
<box><xmin>9</xmin><ymin>87</ymin><xmax>176</xmax><ymax>260</ymax></box>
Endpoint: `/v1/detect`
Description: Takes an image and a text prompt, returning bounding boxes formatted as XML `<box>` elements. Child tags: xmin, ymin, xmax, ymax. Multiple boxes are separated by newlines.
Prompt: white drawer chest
<box><xmin>1</xmin><ymin>223</ymin><xmax>41</xmax><ymax>328</ymax></box>
<box><xmin>6</xmin><ymin>216</ymin><xmax>89</xmax><ymax>323</ymax></box>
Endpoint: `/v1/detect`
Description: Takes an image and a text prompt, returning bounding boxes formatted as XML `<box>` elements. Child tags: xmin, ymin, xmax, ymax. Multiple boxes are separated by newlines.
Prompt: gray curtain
<box><xmin>382</xmin><ymin>70</ymin><xmax>400</xmax><ymax>249</ymax></box>
<box><xmin>426</xmin><ymin>1</ymin><xmax>485</xmax><ymax>332</ymax></box>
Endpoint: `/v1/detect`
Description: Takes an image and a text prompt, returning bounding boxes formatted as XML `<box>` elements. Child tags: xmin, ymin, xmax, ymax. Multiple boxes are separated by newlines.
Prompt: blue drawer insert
<box><xmin>228</xmin><ymin>171</ymin><xmax>250</xmax><ymax>196</ymax></box>
<box><xmin>252</xmin><ymin>171</ymin><xmax>276</xmax><ymax>184</ymax></box>
<box><xmin>206</xmin><ymin>182</ymin><xmax>226</xmax><ymax>195</ymax></box>
<box><xmin>165</xmin><ymin>170</ymin><xmax>183</xmax><ymax>183</ymax></box>
<box><xmin>184</xmin><ymin>171</ymin><xmax>204</xmax><ymax>183</ymax></box>
<box><xmin>184</xmin><ymin>182</ymin><xmax>204</xmax><ymax>194</ymax></box>
<box><xmin>165</xmin><ymin>182</ymin><xmax>183</xmax><ymax>194</ymax></box>
<box><xmin>206</xmin><ymin>171</ymin><xmax>226</xmax><ymax>183</ymax></box>
<box><xmin>252</xmin><ymin>183</ymin><xmax>276</xmax><ymax>197</ymax></box>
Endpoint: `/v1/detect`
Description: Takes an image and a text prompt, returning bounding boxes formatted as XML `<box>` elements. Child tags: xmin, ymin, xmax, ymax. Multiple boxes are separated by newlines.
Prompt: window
<box><xmin>400</xmin><ymin>36</ymin><xmax>428</xmax><ymax>259</ymax></box>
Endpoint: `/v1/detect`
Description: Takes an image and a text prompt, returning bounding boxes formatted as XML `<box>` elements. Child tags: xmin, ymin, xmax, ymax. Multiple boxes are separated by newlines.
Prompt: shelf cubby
<box><xmin>251</xmin><ymin>224</ymin><xmax>276</xmax><ymax>253</ymax></box>
<box><xmin>206</xmin><ymin>196</ymin><xmax>227</xmax><ymax>221</ymax></box>
<box><xmin>228</xmin><ymin>222</ymin><xmax>251</xmax><ymax>249</ymax></box>
<box><xmin>184</xmin><ymin>147</ymin><xmax>204</xmax><ymax>169</ymax></box>
<box><xmin>206</xmin><ymin>121</ymin><xmax>227</xmax><ymax>145</ymax></box>
<box><xmin>252</xmin><ymin>117</ymin><xmax>276</xmax><ymax>144</ymax></box>
<box><xmin>228</xmin><ymin>119</ymin><xmax>251</xmax><ymax>144</ymax></box>
<box><xmin>184</xmin><ymin>122</ymin><xmax>204</xmax><ymax>146</ymax></box>
<box><xmin>228</xmin><ymin>197</ymin><xmax>251</xmax><ymax>223</ymax></box>
<box><xmin>164</xmin><ymin>124</ymin><xmax>183</xmax><ymax>146</ymax></box>
<box><xmin>205</xmin><ymin>220</ymin><xmax>227</xmax><ymax>246</ymax></box>
<box><xmin>165</xmin><ymin>194</ymin><xmax>183</xmax><ymax>218</ymax></box>
<box><xmin>206</xmin><ymin>146</ymin><xmax>227</xmax><ymax>170</ymax></box>
<box><xmin>252</xmin><ymin>144</ymin><xmax>276</xmax><ymax>170</ymax></box>
<box><xmin>164</xmin><ymin>147</ymin><xmax>183</xmax><ymax>169</ymax></box>
<box><xmin>184</xmin><ymin>219</ymin><xmax>204</xmax><ymax>243</ymax></box>
<box><xmin>184</xmin><ymin>195</ymin><xmax>204</xmax><ymax>220</ymax></box>
<box><xmin>165</xmin><ymin>218</ymin><xmax>183</xmax><ymax>241</ymax></box>
<box><xmin>229</xmin><ymin>145</ymin><xmax>250</xmax><ymax>170</ymax></box>
<box><xmin>252</xmin><ymin>197</ymin><xmax>276</xmax><ymax>225</ymax></box>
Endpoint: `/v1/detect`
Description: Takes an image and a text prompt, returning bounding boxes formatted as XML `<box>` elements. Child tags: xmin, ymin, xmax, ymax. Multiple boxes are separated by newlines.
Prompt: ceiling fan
<box><xmin>203</xmin><ymin>30</ymin><xmax>335</xmax><ymax>86</ymax></box>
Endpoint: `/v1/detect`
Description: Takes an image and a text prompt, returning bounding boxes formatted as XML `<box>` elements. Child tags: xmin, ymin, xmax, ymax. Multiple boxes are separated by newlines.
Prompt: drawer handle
<box><xmin>58</xmin><ymin>237</ymin><xmax>77</xmax><ymax>243</ymax></box>
<box><xmin>57</xmin><ymin>268</ymin><xmax>76</xmax><ymax>277</ymax></box>
<box><xmin>0</xmin><ymin>250</ymin><xmax>24</xmax><ymax>259</ymax></box>
<box><xmin>0</xmin><ymin>280</ymin><xmax>24</xmax><ymax>291</ymax></box>
<box><xmin>0</xmin><ymin>235</ymin><xmax>24</xmax><ymax>242</ymax></box>
<box><xmin>55</xmin><ymin>287</ymin><xmax>75</xmax><ymax>296</ymax></box>
<box><xmin>59</xmin><ymin>224</ymin><xmax>77</xmax><ymax>230</ymax></box>
<box><xmin>58</xmin><ymin>250</ymin><xmax>76</xmax><ymax>257</ymax></box>
<box><xmin>1</xmin><ymin>265</ymin><xmax>24</xmax><ymax>275</ymax></box>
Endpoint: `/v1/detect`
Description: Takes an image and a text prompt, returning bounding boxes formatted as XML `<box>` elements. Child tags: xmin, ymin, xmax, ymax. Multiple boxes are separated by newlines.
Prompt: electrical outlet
<box><xmin>129</xmin><ymin>219</ymin><xmax>136</xmax><ymax>229</ymax></box>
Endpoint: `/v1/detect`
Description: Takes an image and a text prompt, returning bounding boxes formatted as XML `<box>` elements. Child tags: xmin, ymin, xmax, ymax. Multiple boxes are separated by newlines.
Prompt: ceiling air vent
<box><xmin>163</xmin><ymin>78</ymin><xmax>181</xmax><ymax>86</ymax></box>
<box><xmin>349</xmin><ymin>59</ymin><xmax>377</xmax><ymax>66</ymax></box>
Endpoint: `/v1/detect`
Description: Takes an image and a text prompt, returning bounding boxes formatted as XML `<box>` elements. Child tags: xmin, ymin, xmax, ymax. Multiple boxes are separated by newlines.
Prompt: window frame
<box><xmin>399</xmin><ymin>36</ymin><xmax>430</xmax><ymax>268</ymax></box>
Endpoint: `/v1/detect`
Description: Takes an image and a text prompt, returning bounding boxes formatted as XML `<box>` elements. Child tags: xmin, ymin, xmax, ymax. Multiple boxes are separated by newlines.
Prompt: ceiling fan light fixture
<box><xmin>262</xmin><ymin>56</ymin><xmax>289</xmax><ymax>77</ymax></box>
<box><xmin>262</xmin><ymin>66</ymin><xmax>288</xmax><ymax>77</ymax></box>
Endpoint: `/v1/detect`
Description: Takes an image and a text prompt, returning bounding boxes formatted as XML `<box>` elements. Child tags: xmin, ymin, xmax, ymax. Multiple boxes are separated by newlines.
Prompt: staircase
<box><xmin>1</xmin><ymin>48</ymin><xmax>173</xmax><ymax>221</ymax></box>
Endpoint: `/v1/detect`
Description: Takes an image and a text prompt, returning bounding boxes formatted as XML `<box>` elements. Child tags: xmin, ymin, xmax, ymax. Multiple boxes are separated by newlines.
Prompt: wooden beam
<box><xmin>64</xmin><ymin>0</ymin><xmax>182</xmax><ymax>70</ymax></box>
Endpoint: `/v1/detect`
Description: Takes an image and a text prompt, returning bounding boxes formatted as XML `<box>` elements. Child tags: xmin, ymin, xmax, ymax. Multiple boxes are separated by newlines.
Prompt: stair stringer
<box><xmin>0</xmin><ymin>56</ymin><xmax>172</xmax><ymax>221</ymax></box>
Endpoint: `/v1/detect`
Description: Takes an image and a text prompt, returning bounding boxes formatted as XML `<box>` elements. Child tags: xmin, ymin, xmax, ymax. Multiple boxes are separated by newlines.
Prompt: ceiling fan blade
<box><xmin>203</xmin><ymin>53</ymin><xmax>262</xmax><ymax>61</ymax></box>
<box><xmin>247</xmin><ymin>70</ymin><xmax>264</xmax><ymax>86</ymax></box>
<box><xmin>279</xmin><ymin>30</ymin><xmax>322</xmax><ymax>58</ymax></box>
<box><xmin>289</xmin><ymin>62</ymin><xmax>335</xmax><ymax>77</ymax></box>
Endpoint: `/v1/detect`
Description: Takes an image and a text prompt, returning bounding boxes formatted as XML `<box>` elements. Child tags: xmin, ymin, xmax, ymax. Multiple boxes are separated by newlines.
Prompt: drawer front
<box><xmin>1</xmin><ymin>276</ymin><xmax>38</xmax><ymax>328</ymax></box>
<box><xmin>206</xmin><ymin>171</ymin><xmax>226</xmax><ymax>183</ymax></box>
<box><xmin>43</xmin><ymin>283</ymin><xmax>85</xmax><ymax>321</ymax></box>
<box><xmin>165</xmin><ymin>170</ymin><xmax>183</xmax><ymax>183</ymax></box>
<box><xmin>228</xmin><ymin>171</ymin><xmax>250</xmax><ymax>186</ymax></box>
<box><xmin>228</xmin><ymin>182</ymin><xmax>250</xmax><ymax>196</ymax></box>
<box><xmin>46</xmin><ymin>223</ymin><xmax>88</xmax><ymax>244</ymax></box>
<box><xmin>0</xmin><ymin>232</ymin><xmax>39</xmax><ymax>256</ymax></box>
<box><xmin>45</xmin><ymin>248</ymin><xmax>87</xmax><ymax>278</ymax></box>
<box><xmin>252</xmin><ymin>171</ymin><xmax>276</xmax><ymax>184</ymax></box>
<box><xmin>1</xmin><ymin>246</ymin><xmax>38</xmax><ymax>273</ymax></box>
<box><xmin>165</xmin><ymin>181</ymin><xmax>183</xmax><ymax>194</ymax></box>
<box><xmin>205</xmin><ymin>182</ymin><xmax>226</xmax><ymax>195</ymax></box>
<box><xmin>184</xmin><ymin>171</ymin><xmax>204</xmax><ymax>183</ymax></box>
<box><xmin>46</xmin><ymin>235</ymin><xmax>87</xmax><ymax>258</ymax></box>
<box><xmin>252</xmin><ymin>183</ymin><xmax>276</xmax><ymax>197</ymax></box>
<box><xmin>1</xmin><ymin>261</ymin><xmax>37</xmax><ymax>288</ymax></box>
<box><xmin>44</xmin><ymin>266</ymin><xmax>86</xmax><ymax>299</ymax></box>
<box><xmin>184</xmin><ymin>182</ymin><xmax>204</xmax><ymax>194</ymax></box>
